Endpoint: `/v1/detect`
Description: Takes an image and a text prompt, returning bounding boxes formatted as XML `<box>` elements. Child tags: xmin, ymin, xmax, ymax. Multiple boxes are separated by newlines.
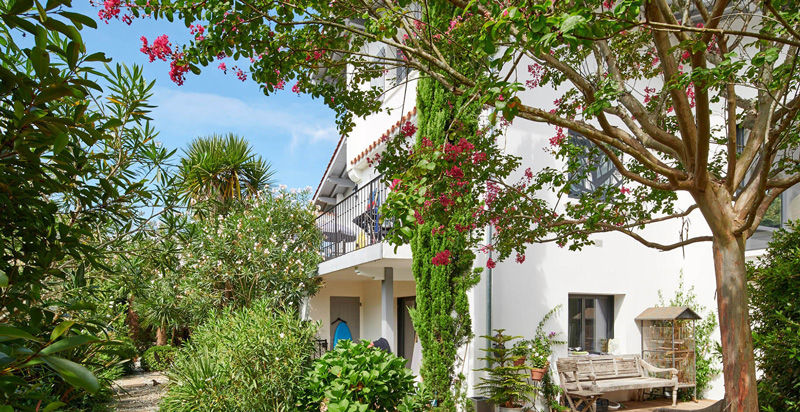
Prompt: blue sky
<box><xmin>72</xmin><ymin>2</ymin><xmax>339</xmax><ymax>191</ymax></box>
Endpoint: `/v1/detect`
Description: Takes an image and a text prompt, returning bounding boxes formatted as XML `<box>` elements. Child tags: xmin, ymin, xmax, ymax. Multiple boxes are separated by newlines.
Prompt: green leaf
<box><xmin>52</xmin><ymin>133</ymin><xmax>68</xmax><ymax>155</ymax></box>
<box><xmin>35</xmin><ymin>86</ymin><xmax>72</xmax><ymax>105</ymax></box>
<box><xmin>43</xmin><ymin>402</ymin><xmax>66</xmax><ymax>412</ymax></box>
<box><xmin>59</xmin><ymin>11</ymin><xmax>97</xmax><ymax>29</ymax></box>
<box><xmin>0</xmin><ymin>325</ymin><xmax>38</xmax><ymax>342</ymax></box>
<box><xmin>0</xmin><ymin>269</ymin><xmax>7</xmax><ymax>287</ymax></box>
<box><xmin>30</xmin><ymin>46</ymin><xmax>50</xmax><ymax>79</ymax></box>
<box><xmin>42</xmin><ymin>355</ymin><xmax>100</xmax><ymax>393</ymax></box>
<box><xmin>0</xmin><ymin>405</ymin><xmax>13</xmax><ymax>412</ymax></box>
<box><xmin>41</xmin><ymin>335</ymin><xmax>95</xmax><ymax>355</ymax></box>
<box><xmin>50</xmin><ymin>321</ymin><xmax>74</xmax><ymax>341</ymax></box>
<box><xmin>560</xmin><ymin>15</ymin><xmax>586</xmax><ymax>33</ymax></box>
<box><xmin>8</xmin><ymin>0</ymin><xmax>34</xmax><ymax>15</ymax></box>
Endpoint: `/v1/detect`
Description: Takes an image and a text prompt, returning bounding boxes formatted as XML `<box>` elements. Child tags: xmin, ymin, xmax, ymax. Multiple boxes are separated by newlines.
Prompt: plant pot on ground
<box><xmin>476</xmin><ymin>330</ymin><xmax>535</xmax><ymax>411</ymax></box>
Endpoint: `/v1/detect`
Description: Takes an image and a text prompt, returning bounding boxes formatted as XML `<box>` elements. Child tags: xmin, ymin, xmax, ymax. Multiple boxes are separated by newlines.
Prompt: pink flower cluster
<box><xmin>169</xmin><ymin>54</ymin><xmax>190</xmax><ymax>86</ymax></box>
<box><xmin>400</xmin><ymin>121</ymin><xmax>417</xmax><ymax>138</ymax></box>
<box><xmin>190</xmin><ymin>24</ymin><xmax>206</xmax><ymax>41</ymax></box>
<box><xmin>98</xmin><ymin>0</ymin><xmax>121</xmax><ymax>22</ymax></box>
<box><xmin>526</xmin><ymin>63</ymin><xmax>544</xmax><ymax>89</ymax></box>
<box><xmin>140</xmin><ymin>35</ymin><xmax>172</xmax><ymax>63</ymax></box>
<box><xmin>431</xmin><ymin>250</ymin><xmax>452</xmax><ymax>266</ymax></box>
<box><xmin>549</xmin><ymin>126</ymin><xmax>566</xmax><ymax>146</ymax></box>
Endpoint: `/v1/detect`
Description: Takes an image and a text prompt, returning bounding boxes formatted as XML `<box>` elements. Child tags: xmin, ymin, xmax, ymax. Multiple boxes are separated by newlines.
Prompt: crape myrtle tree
<box><xmin>104</xmin><ymin>0</ymin><xmax>800</xmax><ymax>409</ymax></box>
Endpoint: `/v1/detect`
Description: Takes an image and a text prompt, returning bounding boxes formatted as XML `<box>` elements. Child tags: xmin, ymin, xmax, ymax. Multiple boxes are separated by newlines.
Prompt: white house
<box><xmin>304</xmin><ymin>40</ymin><xmax>800</xmax><ymax>406</ymax></box>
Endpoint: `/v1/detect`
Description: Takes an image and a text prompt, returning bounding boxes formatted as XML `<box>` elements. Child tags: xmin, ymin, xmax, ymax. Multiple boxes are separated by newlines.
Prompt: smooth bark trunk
<box><xmin>713</xmin><ymin>235</ymin><xmax>758</xmax><ymax>411</ymax></box>
<box><xmin>155</xmin><ymin>326</ymin><xmax>168</xmax><ymax>346</ymax></box>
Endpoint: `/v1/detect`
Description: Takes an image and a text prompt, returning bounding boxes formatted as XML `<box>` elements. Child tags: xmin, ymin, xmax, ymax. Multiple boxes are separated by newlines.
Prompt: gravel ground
<box><xmin>112</xmin><ymin>371</ymin><xmax>168</xmax><ymax>412</ymax></box>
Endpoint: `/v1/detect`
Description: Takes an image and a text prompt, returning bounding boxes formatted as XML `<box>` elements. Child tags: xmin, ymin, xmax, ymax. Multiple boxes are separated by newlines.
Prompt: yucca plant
<box><xmin>179</xmin><ymin>133</ymin><xmax>276</xmax><ymax>213</ymax></box>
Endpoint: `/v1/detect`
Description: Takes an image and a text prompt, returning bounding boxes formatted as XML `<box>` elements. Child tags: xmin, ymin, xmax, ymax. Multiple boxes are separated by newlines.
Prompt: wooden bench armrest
<box><xmin>640</xmin><ymin>359</ymin><xmax>679</xmax><ymax>378</ymax></box>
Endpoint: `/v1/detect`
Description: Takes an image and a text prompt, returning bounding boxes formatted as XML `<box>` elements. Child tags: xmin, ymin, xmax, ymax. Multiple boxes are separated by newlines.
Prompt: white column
<box><xmin>381</xmin><ymin>267</ymin><xmax>395</xmax><ymax>352</ymax></box>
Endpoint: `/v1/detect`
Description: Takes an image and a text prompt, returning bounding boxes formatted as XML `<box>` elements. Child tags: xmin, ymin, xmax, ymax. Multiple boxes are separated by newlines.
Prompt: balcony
<box><xmin>316</xmin><ymin>176</ymin><xmax>393</xmax><ymax>261</ymax></box>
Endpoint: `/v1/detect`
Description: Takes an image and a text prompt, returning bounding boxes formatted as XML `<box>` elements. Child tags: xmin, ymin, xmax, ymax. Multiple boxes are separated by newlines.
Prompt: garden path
<box><xmin>112</xmin><ymin>371</ymin><xmax>168</xmax><ymax>412</ymax></box>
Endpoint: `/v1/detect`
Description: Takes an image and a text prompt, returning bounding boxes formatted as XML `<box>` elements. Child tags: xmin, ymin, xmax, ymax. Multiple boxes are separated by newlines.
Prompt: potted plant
<box><xmin>526</xmin><ymin>336</ymin><xmax>551</xmax><ymax>381</ymax></box>
<box><xmin>511</xmin><ymin>341</ymin><xmax>529</xmax><ymax>366</ymax></box>
<box><xmin>475</xmin><ymin>330</ymin><xmax>535</xmax><ymax>412</ymax></box>
<box><xmin>524</xmin><ymin>305</ymin><xmax>566</xmax><ymax>381</ymax></box>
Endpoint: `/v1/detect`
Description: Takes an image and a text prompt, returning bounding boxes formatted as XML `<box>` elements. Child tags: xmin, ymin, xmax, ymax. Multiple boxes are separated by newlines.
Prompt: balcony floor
<box><xmin>618</xmin><ymin>399</ymin><xmax>718</xmax><ymax>411</ymax></box>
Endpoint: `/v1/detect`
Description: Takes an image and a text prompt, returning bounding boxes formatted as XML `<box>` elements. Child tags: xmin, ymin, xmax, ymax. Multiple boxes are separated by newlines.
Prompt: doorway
<box><xmin>330</xmin><ymin>296</ymin><xmax>360</xmax><ymax>349</ymax></box>
<box><xmin>397</xmin><ymin>296</ymin><xmax>416</xmax><ymax>368</ymax></box>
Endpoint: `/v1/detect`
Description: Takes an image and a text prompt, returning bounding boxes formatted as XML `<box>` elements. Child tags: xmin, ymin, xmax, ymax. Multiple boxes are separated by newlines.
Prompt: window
<box><xmin>370</xmin><ymin>47</ymin><xmax>386</xmax><ymax>96</ymax></box>
<box><xmin>568</xmin><ymin>295</ymin><xmax>614</xmax><ymax>354</ymax></box>
<box><xmin>568</xmin><ymin>131</ymin><xmax>623</xmax><ymax>198</ymax></box>
<box><xmin>396</xmin><ymin>49</ymin><xmax>409</xmax><ymax>84</ymax></box>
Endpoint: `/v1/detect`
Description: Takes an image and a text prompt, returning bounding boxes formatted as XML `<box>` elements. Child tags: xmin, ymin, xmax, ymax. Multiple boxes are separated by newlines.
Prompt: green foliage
<box><xmin>179</xmin><ymin>133</ymin><xmax>276</xmax><ymax>216</ymax></box>
<box><xmin>657</xmin><ymin>272</ymin><xmax>721</xmax><ymax>400</ymax></box>
<box><xmin>475</xmin><ymin>330</ymin><xmax>535</xmax><ymax>408</ymax></box>
<box><xmin>397</xmin><ymin>382</ymin><xmax>435</xmax><ymax>412</ymax></box>
<box><xmin>748</xmin><ymin>221</ymin><xmax>800</xmax><ymax>412</ymax></box>
<box><xmin>390</xmin><ymin>21</ymin><xmax>483</xmax><ymax>408</ymax></box>
<box><xmin>160</xmin><ymin>299</ymin><xmax>319</xmax><ymax>412</ymax></box>
<box><xmin>298</xmin><ymin>340</ymin><xmax>415</xmax><ymax>412</ymax></box>
<box><xmin>141</xmin><ymin>346</ymin><xmax>179</xmax><ymax>372</ymax></box>
<box><xmin>136</xmin><ymin>187</ymin><xmax>322</xmax><ymax>334</ymax></box>
<box><xmin>0</xmin><ymin>0</ymin><xmax>182</xmax><ymax>406</ymax></box>
<box><xmin>515</xmin><ymin>305</ymin><xmax>565</xmax><ymax>369</ymax></box>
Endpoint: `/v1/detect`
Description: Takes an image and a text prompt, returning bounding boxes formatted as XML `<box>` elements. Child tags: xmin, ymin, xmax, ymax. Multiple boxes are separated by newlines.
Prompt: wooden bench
<box><xmin>556</xmin><ymin>354</ymin><xmax>679</xmax><ymax>411</ymax></box>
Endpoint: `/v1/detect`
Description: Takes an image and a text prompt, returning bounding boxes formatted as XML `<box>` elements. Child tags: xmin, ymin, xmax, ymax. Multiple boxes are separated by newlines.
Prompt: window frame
<box><xmin>568</xmin><ymin>294</ymin><xmax>615</xmax><ymax>354</ymax></box>
<box><xmin>567</xmin><ymin>130</ymin><xmax>624</xmax><ymax>199</ymax></box>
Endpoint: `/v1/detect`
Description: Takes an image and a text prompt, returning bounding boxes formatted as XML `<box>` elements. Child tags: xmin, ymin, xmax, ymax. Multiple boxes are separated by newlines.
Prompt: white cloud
<box><xmin>148</xmin><ymin>87</ymin><xmax>338</xmax><ymax>154</ymax></box>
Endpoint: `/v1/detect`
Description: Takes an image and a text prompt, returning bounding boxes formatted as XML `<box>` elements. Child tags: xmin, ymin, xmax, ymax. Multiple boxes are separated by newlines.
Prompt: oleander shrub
<box><xmin>748</xmin><ymin>221</ymin><xmax>800</xmax><ymax>412</ymax></box>
<box><xmin>159</xmin><ymin>299</ymin><xmax>318</xmax><ymax>412</ymax></box>
<box><xmin>297</xmin><ymin>340</ymin><xmax>416</xmax><ymax>412</ymax></box>
<box><xmin>141</xmin><ymin>346</ymin><xmax>179</xmax><ymax>371</ymax></box>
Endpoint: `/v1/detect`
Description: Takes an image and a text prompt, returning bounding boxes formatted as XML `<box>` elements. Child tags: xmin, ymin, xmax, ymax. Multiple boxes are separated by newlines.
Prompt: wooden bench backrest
<box><xmin>557</xmin><ymin>354</ymin><xmax>644</xmax><ymax>384</ymax></box>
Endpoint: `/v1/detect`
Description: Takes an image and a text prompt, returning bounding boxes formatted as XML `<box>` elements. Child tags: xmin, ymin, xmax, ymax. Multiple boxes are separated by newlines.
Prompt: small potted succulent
<box><xmin>475</xmin><ymin>330</ymin><xmax>535</xmax><ymax>412</ymax></box>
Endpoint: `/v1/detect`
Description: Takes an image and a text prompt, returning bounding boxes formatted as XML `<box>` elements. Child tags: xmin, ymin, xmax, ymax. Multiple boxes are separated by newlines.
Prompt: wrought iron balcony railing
<box><xmin>316</xmin><ymin>176</ymin><xmax>393</xmax><ymax>261</ymax></box>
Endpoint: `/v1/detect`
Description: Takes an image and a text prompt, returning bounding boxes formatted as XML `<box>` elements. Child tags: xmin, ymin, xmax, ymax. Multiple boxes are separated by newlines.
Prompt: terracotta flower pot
<box><xmin>529</xmin><ymin>361</ymin><xmax>549</xmax><ymax>381</ymax></box>
<box><xmin>513</xmin><ymin>355</ymin><xmax>527</xmax><ymax>366</ymax></box>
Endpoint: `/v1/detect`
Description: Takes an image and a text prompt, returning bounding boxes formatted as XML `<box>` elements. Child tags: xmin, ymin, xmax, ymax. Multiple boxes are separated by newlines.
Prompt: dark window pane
<box><xmin>568</xmin><ymin>297</ymin><xmax>582</xmax><ymax>349</ymax></box>
<box><xmin>568</xmin><ymin>295</ymin><xmax>615</xmax><ymax>353</ymax></box>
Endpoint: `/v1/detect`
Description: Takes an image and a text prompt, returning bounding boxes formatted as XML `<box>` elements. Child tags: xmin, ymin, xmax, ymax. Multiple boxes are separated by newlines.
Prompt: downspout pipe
<box><xmin>486</xmin><ymin>224</ymin><xmax>493</xmax><ymax>368</ymax></box>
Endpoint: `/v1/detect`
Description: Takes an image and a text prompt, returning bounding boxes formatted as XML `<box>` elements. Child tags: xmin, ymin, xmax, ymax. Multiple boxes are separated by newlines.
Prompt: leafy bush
<box><xmin>748</xmin><ymin>221</ymin><xmax>800</xmax><ymax>412</ymax></box>
<box><xmin>141</xmin><ymin>346</ymin><xmax>179</xmax><ymax>371</ymax></box>
<box><xmin>159</xmin><ymin>299</ymin><xmax>318</xmax><ymax>412</ymax></box>
<box><xmin>298</xmin><ymin>340</ymin><xmax>416</xmax><ymax>412</ymax></box>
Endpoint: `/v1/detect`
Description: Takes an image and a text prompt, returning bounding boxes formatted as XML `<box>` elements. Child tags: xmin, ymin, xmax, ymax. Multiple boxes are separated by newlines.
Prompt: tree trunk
<box><xmin>713</xmin><ymin>235</ymin><xmax>759</xmax><ymax>411</ymax></box>
<box><xmin>155</xmin><ymin>327</ymin><xmax>168</xmax><ymax>346</ymax></box>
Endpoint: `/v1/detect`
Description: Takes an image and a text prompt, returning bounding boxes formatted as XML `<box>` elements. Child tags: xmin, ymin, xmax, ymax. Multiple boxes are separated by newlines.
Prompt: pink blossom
<box><xmin>218</xmin><ymin>62</ymin><xmax>227</xmax><ymax>73</ymax></box>
<box><xmin>515</xmin><ymin>253</ymin><xmax>526</xmax><ymax>264</ymax></box>
<box><xmin>292</xmin><ymin>82</ymin><xmax>301</xmax><ymax>93</ymax></box>
<box><xmin>431</xmin><ymin>250</ymin><xmax>452</xmax><ymax>266</ymax></box>
<box><xmin>620</xmin><ymin>186</ymin><xmax>631</xmax><ymax>195</ymax></box>
<box><xmin>486</xmin><ymin>258</ymin><xmax>496</xmax><ymax>269</ymax></box>
<box><xmin>401</xmin><ymin>122</ymin><xmax>417</xmax><ymax>138</ymax></box>
<box><xmin>236</xmin><ymin>68</ymin><xmax>247</xmax><ymax>81</ymax></box>
<box><xmin>390</xmin><ymin>179</ymin><xmax>403</xmax><ymax>190</ymax></box>
<box><xmin>549</xmin><ymin>126</ymin><xmax>566</xmax><ymax>146</ymax></box>
<box><xmin>169</xmin><ymin>55</ymin><xmax>190</xmax><ymax>86</ymax></box>
<box><xmin>446</xmin><ymin>165</ymin><xmax>464</xmax><ymax>180</ymax></box>
<box><xmin>140</xmin><ymin>35</ymin><xmax>172</xmax><ymax>62</ymax></box>
<box><xmin>98</xmin><ymin>0</ymin><xmax>121</xmax><ymax>22</ymax></box>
